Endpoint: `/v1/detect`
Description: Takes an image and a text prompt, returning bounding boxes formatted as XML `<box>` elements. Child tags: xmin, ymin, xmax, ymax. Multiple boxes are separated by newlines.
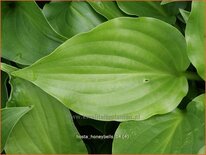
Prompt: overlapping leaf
<box><xmin>88</xmin><ymin>1</ymin><xmax>126</xmax><ymax>19</ymax></box>
<box><xmin>43</xmin><ymin>1</ymin><xmax>106</xmax><ymax>38</ymax></box>
<box><xmin>1</xmin><ymin>63</ymin><xmax>18</xmax><ymax>74</ymax></box>
<box><xmin>116</xmin><ymin>1</ymin><xmax>176</xmax><ymax>24</ymax></box>
<box><xmin>161</xmin><ymin>0</ymin><xmax>187</xmax><ymax>7</ymax></box>
<box><xmin>1</xmin><ymin>71</ymin><xmax>8</xmax><ymax>108</ymax></box>
<box><xmin>1</xmin><ymin>63</ymin><xmax>18</xmax><ymax>108</ymax></box>
<box><xmin>4</xmin><ymin>76</ymin><xmax>87</xmax><ymax>153</ymax></box>
<box><xmin>1</xmin><ymin>106</ymin><xmax>32</xmax><ymax>152</ymax></box>
<box><xmin>161</xmin><ymin>0</ymin><xmax>173</xmax><ymax>5</ymax></box>
<box><xmin>185</xmin><ymin>1</ymin><xmax>205</xmax><ymax>80</ymax></box>
<box><xmin>2</xmin><ymin>1</ymin><xmax>66</xmax><ymax>65</ymax></box>
<box><xmin>179</xmin><ymin>9</ymin><xmax>190</xmax><ymax>23</ymax></box>
<box><xmin>12</xmin><ymin>17</ymin><xmax>190</xmax><ymax>121</ymax></box>
<box><xmin>112</xmin><ymin>94</ymin><xmax>205</xmax><ymax>154</ymax></box>
<box><xmin>163</xmin><ymin>1</ymin><xmax>187</xmax><ymax>16</ymax></box>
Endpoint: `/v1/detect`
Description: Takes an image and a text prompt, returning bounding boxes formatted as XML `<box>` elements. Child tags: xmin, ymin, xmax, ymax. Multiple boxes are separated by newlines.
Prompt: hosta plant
<box><xmin>1</xmin><ymin>0</ymin><xmax>205</xmax><ymax>154</ymax></box>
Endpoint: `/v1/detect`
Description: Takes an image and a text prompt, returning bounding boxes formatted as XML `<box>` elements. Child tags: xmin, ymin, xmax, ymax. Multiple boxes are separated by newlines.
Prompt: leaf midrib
<box><xmin>160</xmin><ymin>113</ymin><xmax>184</xmax><ymax>153</ymax></box>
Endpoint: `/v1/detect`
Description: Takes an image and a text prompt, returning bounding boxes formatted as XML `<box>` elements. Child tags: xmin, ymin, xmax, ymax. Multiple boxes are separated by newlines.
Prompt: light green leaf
<box><xmin>116</xmin><ymin>1</ymin><xmax>176</xmax><ymax>24</ymax></box>
<box><xmin>2</xmin><ymin>1</ymin><xmax>66</xmax><ymax>65</ymax></box>
<box><xmin>43</xmin><ymin>1</ymin><xmax>106</xmax><ymax>38</ymax></box>
<box><xmin>113</xmin><ymin>94</ymin><xmax>205</xmax><ymax>154</ymax></box>
<box><xmin>88</xmin><ymin>1</ymin><xmax>126</xmax><ymax>19</ymax></box>
<box><xmin>179</xmin><ymin>9</ymin><xmax>190</xmax><ymax>23</ymax></box>
<box><xmin>12</xmin><ymin>17</ymin><xmax>190</xmax><ymax>121</ymax></box>
<box><xmin>1</xmin><ymin>63</ymin><xmax>18</xmax><ymax>74</ymax></box>
<box><xmin>161</xmin><ymin>0</ymin><xmax>172</xmax><ymax>5</ymax></box>
<box><xmin>185</xmin><ymin>1</ymin><xmax>205</xmax><ymax>80</ymax></box>
<box><xmin>1</xmin><ymin>106</ymin><xmax>32</xmax><ymax>152</ymax></box>
<box><xmin>198</xmin><ymin>146</ymin><xmax>205</xmax><ymax>154</ymax></box>
<box><xmin>5</xmin><ymin>77</ymin><xmax>87</xmax><ymax>153</ymax></box>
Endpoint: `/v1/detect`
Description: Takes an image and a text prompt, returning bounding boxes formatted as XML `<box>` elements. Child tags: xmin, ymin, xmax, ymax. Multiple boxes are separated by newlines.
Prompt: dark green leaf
<box><xmin>77</xmin><ymin>118</ymin><xmax>108</xmax><ymax>134</ymax></box>
<box><xmin>1</xmin><ymin>71</ymin><xmax>8</xmax><ymax>108</ymax></box>
<box><xmin>2</xmin><ymin>1</ymin><xmax>66</xmax><ymax>65</ymax></box>
<box><xmin>116</xmin><ymin>1</ymin><xmax>176</xmax><ymax>24</ymax></box>
<box><xmin>43</xmin><ymin>1</ymin><xmax>106</xmax><ymax>38</ymax></box>
<box><xmin>163</xmin><ymin>1</ymin><xmax>187</xmax><ymax>16</ymax></box>
<box><xmin>88</xmin><ymin>1</ymin><xmax>126</xmax><ymax>19</ymax></box>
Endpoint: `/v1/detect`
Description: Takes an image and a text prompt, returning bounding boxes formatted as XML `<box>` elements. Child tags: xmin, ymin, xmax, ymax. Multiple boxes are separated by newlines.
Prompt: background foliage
<box><xmin>1</xmin><ymin>0</ymin><xmax>205</xmax><ymax>154</ymax></box>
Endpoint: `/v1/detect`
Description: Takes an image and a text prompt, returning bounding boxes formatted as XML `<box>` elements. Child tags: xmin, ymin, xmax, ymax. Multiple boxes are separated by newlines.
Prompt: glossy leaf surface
<box><xmin>88</xmin><ymin>1</ymin><xmax>126</xmax><ymax>19</ymax></box>
<box><xmin>113</xmin><ymin>94</ymin><xmax>205</xmax><ymax>154</ymax></box>
<box><xmin>116</xmin><ymin>1</ymin><xmax>176</xmax><ymax>24</ymax></box>
<box><xmin>43</xmin><ymin>1</ymin><xmax>106</xmax><ymax>38</ymax></box>
<box><xmin>5</xmin><ymin>77</ymin><xmax>87</xmax><ymax>153</ymax></box>
<box><xmin>2</xmin><ymin>1</ymin><xmax>66</xmax><ymax>65</ymax></box>
<box><xmin>185</xmin><ymin>1</ymin><xmax>205</xmax><ymax>80</ymax></box>
<box><xmin>12</xmin><ymin>17</ymin><xmax>190</xmax><ymax>121</ymax></box>
<box><xmin>1</xmin><ymin>106</ymin><xmax>32</xmax><ymax>151</ymax></box>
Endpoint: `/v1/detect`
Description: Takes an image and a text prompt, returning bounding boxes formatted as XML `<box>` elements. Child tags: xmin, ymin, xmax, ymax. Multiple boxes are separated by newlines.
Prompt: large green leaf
<box><xmin>2</xmin><ymin>1</ymin><xmax>66</xmax><ymax>65</ymax></box>
<box><xmin>5</xmin><ymin>77</ymin><xmax>87</xmax><ymax>153</ymax></box>
<box><xmin>43</xmin><ymin>1</ymin><xmax>106</xmax><ymax>38</ymax></box>
<box><xmin>185</xmin><ymin>1</ymin><xmax>205</xmax><ymax>80</ymax></box>
<box><xmin>113</xmin><ymin>94</ymin><xmax>205</xmax><ymax>154</ymax></box>
<box><xmin>1</xmin><ymin>106</ymin><xmax>32</xmax><ymax>152</ymax></box>
<box><xmin>116</xmin><ymin>1</ymin><xmax>176</xmax><ymax>24</ymax></box>
<box><xmin>88</xmin><ymin>1</ymin><xmax>126</xmax><ymax>19</ymax></box>
<box><xmin>12</xmin><ymin>17</ymin><xmax>190</xmax><ymax>121</ymax></box>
